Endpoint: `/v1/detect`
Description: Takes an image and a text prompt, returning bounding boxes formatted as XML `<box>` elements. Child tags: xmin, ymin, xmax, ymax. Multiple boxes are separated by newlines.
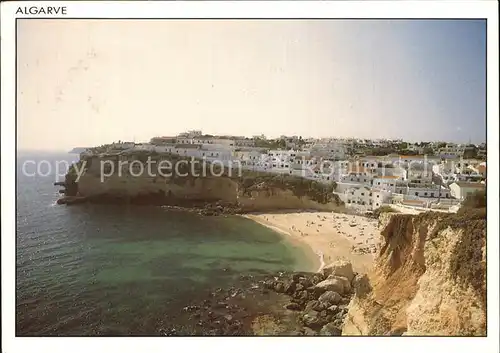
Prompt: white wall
<box><xmin>372</xmin><ymin>190</ymin><xmax>392</xmax><ymax>209</ymax></box>
<box><xmin>372</xmin><ymin>178</ymin><xmax>399</xmax><ymax>192</ymax></box>
<box><xmin>340</xmin><ymin>173</ymin><xmax>372</xmax><ymax>184</ymax></box>
<box><xmin>408</xmin><ymin>186</ymin><xmax>450</xmax><ymax>198</ymax></box>
<box><xmin>345</xmin><ymin>187</ymin><xmax>373</xmax><ymax>210</ymax></box>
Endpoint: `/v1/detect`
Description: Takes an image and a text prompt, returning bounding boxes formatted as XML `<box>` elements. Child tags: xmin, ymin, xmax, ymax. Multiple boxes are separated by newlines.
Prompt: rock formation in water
<box><xmin>342</xmin><ymin>203</ymin><xmax>486</xmax><ymax>336</ymax></box>
<box><xmin>58</xmin><ymin>154</ymin><xmax>344</xmax><ymax>213</ymax></box>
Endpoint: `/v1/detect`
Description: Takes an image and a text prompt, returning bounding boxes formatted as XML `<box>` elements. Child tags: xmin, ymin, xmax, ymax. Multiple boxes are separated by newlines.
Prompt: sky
<box><xmin>17</xmin><ymin>19</ymin><xmax>486</xmax><ymax>151</ymax></box>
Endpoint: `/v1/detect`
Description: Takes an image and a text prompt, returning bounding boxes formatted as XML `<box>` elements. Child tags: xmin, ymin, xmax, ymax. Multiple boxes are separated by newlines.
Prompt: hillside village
<box><xmin>78</xmin><ymin>130</ymin><xmax>487</xmax><ymax>214</ymax></box>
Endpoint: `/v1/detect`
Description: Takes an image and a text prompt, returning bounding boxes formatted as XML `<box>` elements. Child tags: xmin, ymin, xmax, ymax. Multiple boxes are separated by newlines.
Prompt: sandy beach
<box><xmin>243</xmin><ymin>211</ymin><xmax>381</xmax><ymax>274</ymax></box>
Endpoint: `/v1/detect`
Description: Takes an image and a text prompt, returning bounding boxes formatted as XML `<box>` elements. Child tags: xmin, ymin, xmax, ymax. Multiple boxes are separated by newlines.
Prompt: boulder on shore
<box><xmin>327</xmin><ymin>275</ymin><xmax>351</xmax><ymax>293</ymax></box>
<box><xmin>285</xmin><ymin>302</ymin><xmax>302</xmax><ymax>311</ymax></box>
<box><xmin>321</xmin><ymin>260</ymin><xmax>354</xmax><ymax>282</ymax></box>
<box><xmin>315</xmin><ymin>278</ymin><xmax>345</xmax><ymax>295</ymax></box>
<box><xmin>319</xmin><ymin>322</ymin><xmax>342</xmax><ymax>336</ymax></box>
<box><xmin>318</xmin><ymin>291</ymin><xmax>342</xmax><ymax>306</ymax></box>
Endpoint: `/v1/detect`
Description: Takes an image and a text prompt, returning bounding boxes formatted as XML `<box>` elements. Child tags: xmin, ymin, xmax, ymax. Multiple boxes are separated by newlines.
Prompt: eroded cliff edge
<box><xmin>60</xmin><ymin>156</ymin><xmax>344</xmax><ymax>213</ymax></box>
<box><xmin>342</xmin><ymin>205</ymin><xmax>486</xmax><ymax>336</ymax></box>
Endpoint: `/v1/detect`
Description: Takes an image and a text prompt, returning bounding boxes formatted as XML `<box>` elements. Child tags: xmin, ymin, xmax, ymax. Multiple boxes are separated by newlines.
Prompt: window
<box><xmin>424</xmin><ymin>192</ymin><xmax>428</xmax><ymax>196</ymax></box>
<box><xmin>430</xmin><ymin>193</ymin><xmax>434</xmax><ymax>197</ymax></box>
<box><xmin>347</xmin><ymin>200</ymin><xmax>351</xmax><ymax>203</ymax></box>
<box><xmin>369</xmin><ymin>193</ymin><xmax>372</xmax><ymax>196</ymax></box>
<box><xmin>361</xmin><ymin>193</ymin><xmax>365</xmax><ymax>196</ymax></box>
<box><xmin>415</xmin><ymin>192</ymin><xmax>419</xmax><ymax>196</ymax></box>
<box><xmin>376</xmin><ymin>203</ymin><xmax>379</xmax><ymax>207</ymax></box>
<box><xmin>377</xmin><ymin>195</ymin><xmax>380</xmax><ymax>198</ymax></box>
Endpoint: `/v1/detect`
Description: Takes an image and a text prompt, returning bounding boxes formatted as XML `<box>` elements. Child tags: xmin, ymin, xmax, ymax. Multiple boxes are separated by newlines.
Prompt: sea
<box><xmin>15</xmin><ymin>152</ymin><xmax>314</xmax><ymax>336</ymax></box>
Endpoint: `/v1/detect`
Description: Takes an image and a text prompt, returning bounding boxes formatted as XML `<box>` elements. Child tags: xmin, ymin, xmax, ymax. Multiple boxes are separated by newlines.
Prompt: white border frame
<box><xmin>1</xmin><ymin>2</ymin><xmax>498</xmax><ymax>353</ymax></box>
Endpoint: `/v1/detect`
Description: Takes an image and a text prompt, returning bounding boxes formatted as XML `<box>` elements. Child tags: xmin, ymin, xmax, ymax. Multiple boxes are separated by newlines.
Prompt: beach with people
<box><xmin>243</xmin><ymin>211</ymin><xmax>381</xmax><ymax>274</ymax></box>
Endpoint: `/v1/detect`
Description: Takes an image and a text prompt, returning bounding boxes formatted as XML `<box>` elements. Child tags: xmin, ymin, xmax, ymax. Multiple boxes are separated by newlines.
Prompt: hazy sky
<box><xmin>17</xmin><ymin>19</ymin><xmax>486</xmax><ymax>151</ymax></box>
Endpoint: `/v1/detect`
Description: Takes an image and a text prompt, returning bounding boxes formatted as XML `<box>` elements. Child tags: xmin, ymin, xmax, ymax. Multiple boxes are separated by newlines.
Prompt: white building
<box><xmin>371</xmin><ymin>189</ymin><xmax>393</xmax><ymax>209</ymax></box>
<box><xmin>407</xmin><ymin>185</ymin><xmax>450</xmax><ymax>199</ymax></box>
<box><xmin>449</xmin><ymin>182</ymin><xmax>486</xmax><ymax>201</ymax></box>
<box><xmin>344</xmin><ymin>186</ymin><xmax>373</xmax><ymax>209</ymax></box>
<box><xmin>439</xmin><ymin>143</ymin><xmax>465</xmax><ymax>158</ymax></box>
<box><xmin>232</xmin><ymin>150</ymin><xmax>264</xmax><ymax>168</ymax></box>
<box><xmin>267</xmin><ymin>150</ymin><xmax>298</xmax><ymax>168</ymax></box>
<box><xmin>110</xmin><ymin>142</ymin><xmax>135</xmax><ymax>150</ymax></box>
<box><xmin>211</xmin><ymin>139</ymin><xmax>236</xmax><ymax>148</ymax></box>
<box><xmin>235</xmin><ymin>138</ymin><xmax>255</xmax><ymax>147</ymax></box>
<box><xmin>344</xmin><ymin>186</ymin><xmax>393</xmax><ymax>210</ymax></box>
<box><xmin>173</xmin><ymin>144</ymin><xmax>203</xmax><ymax>158</ymax></box>
<box><xmin>131</xmin><ymin>143</ymin><xmax>155</xmax><ymax>151</ymax></box>
<box><xmin>372</xmin><ymin>176</ymin><xmax>404</xmax><ymax>192</ymax></box>
<box><xmin>407</xmin><ymin>166</ymin><xmax>434</xmax><ymax>183</ymax></box>
<box><xmin>339</xmin><ymin>170</ymin><xmax>372</xmax><ymax>185</ymax></box>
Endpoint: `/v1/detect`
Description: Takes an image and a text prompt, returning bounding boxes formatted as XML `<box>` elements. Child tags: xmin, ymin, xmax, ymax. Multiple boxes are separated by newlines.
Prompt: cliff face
<box><xmin>342</xmin><ymin>210</ymin><xmax>486</xmax><ymax>336</ymax></box>
<box><xmin>75</xmin><ymin>173</ymin><xmax>343</xmax><ymax>212</ymax></box>
<box><xmin>78</xmin><ymin>174</ymin><xmax>238</xmax><ymax>203</ymax></box>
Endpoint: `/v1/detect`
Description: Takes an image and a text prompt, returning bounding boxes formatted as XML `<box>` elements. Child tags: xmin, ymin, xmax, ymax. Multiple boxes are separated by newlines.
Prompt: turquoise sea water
<box><xmin>16</xmin><ymin>153</ymin><xmax>314</xmax><ymax>336</ymax></box>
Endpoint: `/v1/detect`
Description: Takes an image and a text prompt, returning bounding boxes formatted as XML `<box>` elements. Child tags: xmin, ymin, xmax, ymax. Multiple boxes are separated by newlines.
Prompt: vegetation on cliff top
<box><xmin>237</xmin><ymin>172</ymin><xmax>341</xmax><ymax>205</ymax></box>
<box><xmin>372</xmin><ymin>205</ymin><xmax>397</xmax><ymax>219</ymax></box>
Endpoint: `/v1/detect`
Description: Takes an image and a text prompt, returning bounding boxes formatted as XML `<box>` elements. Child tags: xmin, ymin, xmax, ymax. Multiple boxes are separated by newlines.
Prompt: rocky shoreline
<box><xmin>56</xmin><ymin>193</ymin><xmax>245</xmax><ymax>215</ymax></box>
<box><xmin>162</xmin><ymin>260</ymin><xmax>359</xmax><ymax>336</ymax></box>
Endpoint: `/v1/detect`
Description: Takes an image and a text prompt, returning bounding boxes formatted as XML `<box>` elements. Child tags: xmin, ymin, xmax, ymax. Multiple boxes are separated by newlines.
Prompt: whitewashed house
<box><xmin>407</xmin><ymin>184</ymin><xmax>451</xmax><ymax>199</ymax></box>
<box><xmin>449</xmin><ymin>182</ymin><xmax>485</xmax><ymax>200</ymax></box>
<box><xmin>173</xmin><ymin>144</ymin><xmax>203</xmax><ymax>158</ymax></box>
<box><xmin>371</xmin><ymin>189</ymin><xmax>393</xmax><ymax>209</ymax></box>
<box><xmin>131</xmin><ymin>143</ymin><xmax>155</xmax><ymax>152</ymax></box>
<box><xmin>344</xmin><ymin>186</ymin><xmax>373</xmax><ymax>209</ymax></box>
<box><xmin>372</xmin><ymin>176</ymin><xmax>404</xmax><ymax>192</ymax></box>
<box><xmin>344</xmin><ymin>187</ymin><xmax>393</xmax><ymax>210</ymax></box>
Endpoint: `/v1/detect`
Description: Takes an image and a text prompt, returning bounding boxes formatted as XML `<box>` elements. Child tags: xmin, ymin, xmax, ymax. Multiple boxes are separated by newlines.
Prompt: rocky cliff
<box><xmin>342</xmin><ymin>208</ymin><xmax>486</xmax><ymax>336</ymax></box>
<box><xmin>62</xmin><ymin>157</ymin><xmax>343</xmax><ymax>213</ymax></box>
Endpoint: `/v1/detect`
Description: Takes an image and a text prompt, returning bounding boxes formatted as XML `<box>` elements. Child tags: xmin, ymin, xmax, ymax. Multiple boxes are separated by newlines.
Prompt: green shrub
<box><xmin>372</xmin><ymin>205</ymin><xmax>397</xmax><ymax>219</ymax></box>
